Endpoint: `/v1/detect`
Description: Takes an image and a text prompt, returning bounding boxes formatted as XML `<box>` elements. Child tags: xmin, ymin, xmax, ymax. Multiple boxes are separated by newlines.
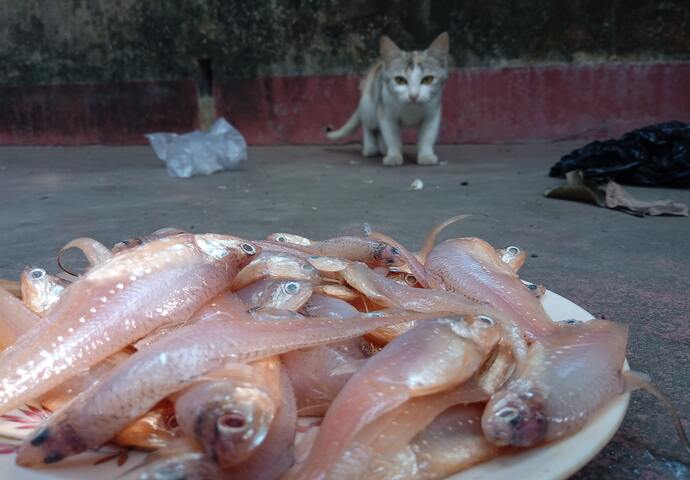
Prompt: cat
<box><xmin>326</xmin><ymin>33</ymin><xmax>450</xmax><ymax>166</ymax></box>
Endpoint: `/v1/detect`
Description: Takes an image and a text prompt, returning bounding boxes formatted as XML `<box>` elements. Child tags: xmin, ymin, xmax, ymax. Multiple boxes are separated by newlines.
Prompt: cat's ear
<box><xmin>427</xmin><ymin>32</ymin><xmax>450</xmax><ymax>60</ymax></box>
<box><xmin>380</xmin><ymin>36</ymin><xmax>401</xmax><ymax>62</ymax></box>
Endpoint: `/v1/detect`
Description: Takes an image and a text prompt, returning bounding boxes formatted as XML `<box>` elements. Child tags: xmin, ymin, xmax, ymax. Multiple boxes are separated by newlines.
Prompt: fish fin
<box><xmin>329</xmin><ymin>358</ymin><xmax>367</xmax><ymax>377</ymax></box>
<box><xmin>623</xmin><ymin>371</ymin><xmax>690</xmax><ymax>457</ymax></box>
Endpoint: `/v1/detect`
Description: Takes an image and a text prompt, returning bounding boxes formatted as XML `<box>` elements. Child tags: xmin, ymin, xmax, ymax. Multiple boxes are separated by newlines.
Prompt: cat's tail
<box><xmin>325</xmin><ymin>110</ymin><xmax>360</xmax><ymax>140</ymax></box>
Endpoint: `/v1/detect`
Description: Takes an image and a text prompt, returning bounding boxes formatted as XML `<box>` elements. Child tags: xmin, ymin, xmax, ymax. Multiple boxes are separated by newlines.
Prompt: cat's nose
<box><xmin>409</xmin><ymin>93</ymin><xmax>419</xmax><ymax>102</ymax></box>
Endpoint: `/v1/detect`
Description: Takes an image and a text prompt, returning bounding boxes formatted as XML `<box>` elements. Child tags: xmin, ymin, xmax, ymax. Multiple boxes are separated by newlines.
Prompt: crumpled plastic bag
<box><xmin>146</xmin><ymin>118</ymin><xmax>247</xmax><ymax>178</ymax></box>
<box><xmin>544</xmin><ymin>170</ymin><xmax>688</xmax><ymax>217</ymax></box>
<box><xmin>550</xmin><ymin>121</ymin><xmax>690</xmax><ymax>188</ymax></box>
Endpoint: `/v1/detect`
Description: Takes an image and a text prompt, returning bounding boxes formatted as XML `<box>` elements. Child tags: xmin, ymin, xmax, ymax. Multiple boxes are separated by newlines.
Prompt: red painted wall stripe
<box><xmin>218</xmin><ymin>62</ymin><xmax>690</xmax><ymax>145</ymax></box>
<box><xmin>0</xmin><ymin>63</ymin><xmax>688</xmax><ymax>146</ymax></box>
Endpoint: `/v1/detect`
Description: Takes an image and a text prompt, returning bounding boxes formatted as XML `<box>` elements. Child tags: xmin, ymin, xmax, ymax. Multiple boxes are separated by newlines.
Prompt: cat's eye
<box><xmin>394</xmin><ymin>76</ymin><xmax>407</xmax><ymax>85</ymax></box>
<box><xmin>422</xmin><ymin>75</ymin><xmax>435</xmax><ymax>85</ymax></box>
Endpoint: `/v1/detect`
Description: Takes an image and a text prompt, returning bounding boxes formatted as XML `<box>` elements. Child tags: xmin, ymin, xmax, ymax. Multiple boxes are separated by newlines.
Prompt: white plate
<box><xmin>0</xmin><ymin>289</ymin><xmax>629</xmax><ymax>479</ymax></box>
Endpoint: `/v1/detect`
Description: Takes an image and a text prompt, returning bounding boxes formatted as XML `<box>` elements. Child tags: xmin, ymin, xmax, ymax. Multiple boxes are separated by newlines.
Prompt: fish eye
<box><xmin>30</xmin><ymin>268</ymin><xmax>46</xmax><ymax>280</ymax></box>
<box><xmin>276</xmin><ymin>236</ymin><xmax>287</xmax><ymax>243</ymax></box>
<box><xmin>241</xmin><ymin>243</ymin><xmax>257</xmax><ymax>255</ymax></box>
<box><xmin>559</xmin><ymin>319</ymin><xmax>583</xmax><ymax>325</ymax></box>
<box><xmin>302</xmin><ymin>263</ymin><xmax>314</xmax><ymax>271</ymax></box>
<box><xmin>478</xmin><ymin>315</ymin><xmax>495</xmax><ymax>325</ymax></box>
<box><xmin>394</xmin><ymin>76</ymin><xmax>407</xmax><ymax>85</ymax></box>
<box><xmin>218</xmin><ymin>412</ymin><xmax>247</xmax><ymax>431</ymax></box>
<box><xmin>421</xmin><ymin>75</ymin><xmax>434</xmax><ymax>85</ymax></box>
<box><xmin>506</xmin><ymin>246</ymin><xmax>520</xmax><ymax>256</ymax></box>
<box><xmin>405</xmin><ymin>274</ymin><xmax>417</xmax><ymax>285</ymax></box>
<box><xmin>285</xmin><ymin>282</ymin><xmax>300</xmax><ymax>294</ymax></box>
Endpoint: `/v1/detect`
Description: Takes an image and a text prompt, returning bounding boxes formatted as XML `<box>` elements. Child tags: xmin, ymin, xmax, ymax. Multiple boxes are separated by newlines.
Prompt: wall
<box><xmin>1</xmin><ymin>1</ymin><xmax>689</xmax><ymax>145</ymax></box>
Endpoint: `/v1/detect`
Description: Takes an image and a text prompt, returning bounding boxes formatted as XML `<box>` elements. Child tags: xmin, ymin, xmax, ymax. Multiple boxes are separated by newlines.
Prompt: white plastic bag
<box><xmin>146</xmin><ymin>118</ymin><xmax>247</xmax><ymax>178</ymax></box>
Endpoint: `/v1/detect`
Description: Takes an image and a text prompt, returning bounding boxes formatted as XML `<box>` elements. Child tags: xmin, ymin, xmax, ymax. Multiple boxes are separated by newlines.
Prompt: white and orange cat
<box><xmin>327</xmin><ymin>33</ymin><xmax>450</xmax><ymax>166</ymax></box>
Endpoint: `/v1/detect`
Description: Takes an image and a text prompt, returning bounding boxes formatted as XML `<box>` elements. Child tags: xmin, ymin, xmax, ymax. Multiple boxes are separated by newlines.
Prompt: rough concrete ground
<box><xmin>0</xmin><ymin>144</ymin><xmax>688</xmax><ymax>479</ymax></box>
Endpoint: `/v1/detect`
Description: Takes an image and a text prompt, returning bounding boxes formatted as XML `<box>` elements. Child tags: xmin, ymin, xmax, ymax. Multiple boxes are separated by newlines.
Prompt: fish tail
<box><xmin>417</xmin><ymin>214</ymin><xmax>472</xmax><ymax>263</ymax></box>
<box><xmin>624</xmin><ymin>370</ymin><xmax>690</xmax><ymax>457</ymax></box>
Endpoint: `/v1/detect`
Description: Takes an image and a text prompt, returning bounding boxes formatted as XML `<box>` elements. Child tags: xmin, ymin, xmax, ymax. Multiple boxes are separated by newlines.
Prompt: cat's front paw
<box><xmin>383</xmin><ymin>153</ymin><xmax>404</xmax><ymax>167</ymax></box>
<box><xmin>417</xmin><ymin>153</ymin><xmax>439</xmax><ymax>166</ymax></box>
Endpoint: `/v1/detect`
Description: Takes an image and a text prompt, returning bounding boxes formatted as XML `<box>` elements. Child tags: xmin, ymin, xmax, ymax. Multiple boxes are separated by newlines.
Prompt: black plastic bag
<box><xmin>550</xmin><ymin>121</ymin><xmax>690</xmax><ymax>188</ymax></box>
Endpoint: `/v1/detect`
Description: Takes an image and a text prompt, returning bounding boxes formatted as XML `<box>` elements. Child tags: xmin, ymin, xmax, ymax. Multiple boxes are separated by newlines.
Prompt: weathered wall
<box><xmin>2</xmin><ymin>0</ymin><xmax>689</xmax><ymax>83</ymax></box>
<box><xmin>0</xmin><ymin>1</ymin><xmax>689</xmax><ymax>145</ymax></box>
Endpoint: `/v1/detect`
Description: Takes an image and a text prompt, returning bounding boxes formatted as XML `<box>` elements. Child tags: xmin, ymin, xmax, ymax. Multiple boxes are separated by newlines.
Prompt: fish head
<box><xmin>481</xmin><ymin>382</ymin><xmax>547</xmax><ymax>447</ymax></box>
<box><xmin>440</xmin><ymin>315</ymin><xmax>502</xmax><ymax>354</ymax></box>
<box><xmin>233</xmin><ymin>253</ymin><xmax>317</xmax><ymax>290</ymax></box>
<box><xmin>269</xmin><ymin>280</ymin><xmax>313</xmax><ymax>311</ymax></box>
<box><xmin>194</xmin><ymin>234</ymin><xmax>260</xmax><ymax>269</ymax></box>
<box><xmin>265</xmin><ymin>254</ymin><xmax>318</xmax><ymax>282</ymax></box>
<box><xmin>194</xmin><ymin>384</ymin><xmax>277</xmax><ymax>468</ymax></box>
<box><xmin>374</xmin><ymin>242</ymin><xmax>405</xmax><ymax>266</ymax></box>
<box><xmin>497</xmin><ymin>246</ymin><xmax>528</xmax><ymax>273</ymax></box>
<box><xmin>20</xmin><ymin>266</ymin><xmax>65</xmax><ymax>314</ymax></box>
<box><xmin>267</xmin><ymin>232</ymin><xmax>312</xmax><ymax>246</ymax></box>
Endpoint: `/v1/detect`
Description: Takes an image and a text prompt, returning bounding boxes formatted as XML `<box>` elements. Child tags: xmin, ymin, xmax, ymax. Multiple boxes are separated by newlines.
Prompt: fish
<box><xmin>294</xmin><ymin>315</ymin><xmax>500</xmax><ymax>479</ymax></box>
<box><xmin>37</xmin><ymin>349</ymin><xmax>132</xmax><ymax>412</ymax></box>
<box><xmin>482</xmin><ymin>319</ymin><xmax>633</xmax><ymax>447</ymax></box>
<box><xmin>235</xmin><ymin>279</ymin><xmax>313</xmax><ymax>312</ymax></box>
<box><xmin>411</xmin><ymin>404</ymin><xmax>500</xmax><ymax>479</ymax></box>
<box><xmin>57</xmin><ymin>237</ymin><xmax>113</xmax><ymax>276</ymax></box>
<box><xmin>283</xmin><ymin>339</ymin><xmax>366</xmax><ymax>416</ymax></box>
<box><xmin>232</xmin><ymin>252</ymin><xmax>318</xmax><ymax>290</ymax></box>
<box><xmin>342</xmin><ymin>261</ymin><xmax>499</xmax><ymax>317</ymax></box>
<box><xmin>253</xmin><ymin>240</ymin><xmax>321</xmax><ymax>259</ymax></box>
<box><xmin>222</xmin><ymin>365</ymin><xmax>297</xmax><ymax>479</ymax></box>
<box><xmin>20</xmin><ymin>267</ymin><xmax>67</xmax><ymax>316</ymax></box>
<box><xmin>286</xmin><ymin>296</ymin><xmax>366</xmax><ymax>415</ymax></box>
<box><xmin>309</xmin><ymin>236</ymin><xmax>405</xmax><ymax>267</ymax></box>
<box><xmin>133</xmin><ymin>292</ymin><xmax>253</xmax><ymax>350</ymax></box>
<box><xmin>174</xmin><ymin>358</ymin><xmax>282</xmax><ymax>468</ymax></box>
<box><xmin>333</xmin><ymin>383</ymin><xmax>490</xmax><ymax>479</ymax></box>
<box><xmin>112</xmin><ymin>227</ymin><xmax>188</xmax><ymax>253</ymax></box>
<box><xmin>0</xmin><ymin>285</ymin><xmax>39</xmax><ymax>350</ymax></box>
<box><xmin>0</xmin><ymin>234</ymin><xmax>258</xmax><ymax>415</ymax></box>
<box><xmin>125</xmin><ymin>368</ymin><xmax>297</xmax><ymax>480</ymax></box>
<box><xmin>266</xmin><ymin>232</ymin><xmax>313</xmax><ymax>246</ymax></box>
<box><xmin>15</xmin><ymin>309</ymin><xmax>435</xmax><ymax>465</ymax></box>
<box><xmin>367</xmin><ymin>231</ymin><xmax>435</xmax><ymax>287</ymax></box>
<box><xmin>426</xmin><ymin>238</ymin><xmax>556</xmax><ymax>340</ymax></box>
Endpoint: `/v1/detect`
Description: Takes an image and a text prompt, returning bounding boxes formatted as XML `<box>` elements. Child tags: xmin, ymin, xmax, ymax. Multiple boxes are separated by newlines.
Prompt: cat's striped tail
<box><xmin>325</xmin><ymin>109</ymin><xmax>360</xmax><ymax>140</ymax></box>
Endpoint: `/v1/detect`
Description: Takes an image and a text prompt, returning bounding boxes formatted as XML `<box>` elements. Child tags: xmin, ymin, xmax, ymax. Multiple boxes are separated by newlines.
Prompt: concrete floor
<box><xmin>0</xmin><ymin>144</ymin><xmax>688</xmax><ymax>479</ymax></box>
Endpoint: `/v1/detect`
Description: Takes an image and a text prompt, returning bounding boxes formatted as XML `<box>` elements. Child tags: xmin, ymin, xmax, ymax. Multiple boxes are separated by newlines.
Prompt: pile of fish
<box><xmin>0</xmin><ymin>216</ymin><xmax>687</xmax><ymax>480</ymax></box>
